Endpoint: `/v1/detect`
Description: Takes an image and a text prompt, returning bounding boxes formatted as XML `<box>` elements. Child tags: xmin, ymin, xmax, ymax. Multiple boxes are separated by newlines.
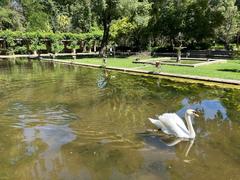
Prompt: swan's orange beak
<box><xmin>193</xmin><ymin>111</ymin><xmax>199</xmax><ymax>117</ymax></box>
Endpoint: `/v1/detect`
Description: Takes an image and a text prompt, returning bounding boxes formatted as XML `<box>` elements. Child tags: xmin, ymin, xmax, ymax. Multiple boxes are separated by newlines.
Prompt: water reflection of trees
<box><xmin>221</xmin><ymin>90</ymin><xmax>240</xmax><ymax>122</ymax></box>
<box><xmin>4</xmin><ymin>60</ymin><xmax>240</xmax><ymax>123</ymax></box>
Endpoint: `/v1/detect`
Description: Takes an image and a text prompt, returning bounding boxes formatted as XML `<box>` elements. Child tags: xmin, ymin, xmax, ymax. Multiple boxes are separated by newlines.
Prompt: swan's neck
<box><xmin>185</xmin><ymin>114</ymin><xmax>196</xmax><ymax>139</ymax></box>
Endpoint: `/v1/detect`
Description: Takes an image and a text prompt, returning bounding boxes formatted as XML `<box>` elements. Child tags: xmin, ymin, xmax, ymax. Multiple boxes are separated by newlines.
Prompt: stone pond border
<box><xmin>39</xmin><ymin>58</ymin><xmax>240</xmax><ymax>88</ymax></box>
<box><xmin>133</xmin><ymin>58</ymin><xmax>227</xmax><ymax>67</ymax></box>
<box><xmin>0</xmin><ymin>53</ymin><xmax>98</xmax><ymax>59</ymax></box>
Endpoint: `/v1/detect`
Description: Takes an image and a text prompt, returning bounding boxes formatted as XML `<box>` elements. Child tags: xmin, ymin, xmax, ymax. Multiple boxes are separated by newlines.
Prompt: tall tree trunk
<box><xmin>93</xmin><ymin>41</ymin><xmax>97</xmax><ymax>52</ymax></box>
<box><xmin>237</xmin><ymin>34</ymin><xmax>239</xmax><ymax>49</ymax></box>
<box><xmin>83</xmin><ymin>42</ymin><xmax>87</xmax><ymax>52</ymax></box>
<box><xmin>224</xmin><ymin>41</ymin><xmax>230</xmax><ymax>50</ymax></box>
<box><xmin>99</xmin><ymin>22</ymin><xmax>110</xmax><ymax>56</ymax></box>
<box><xmin>26</xmin><ymin>40</ymin><xmax>30</xmax><ymax>54</ymax></box>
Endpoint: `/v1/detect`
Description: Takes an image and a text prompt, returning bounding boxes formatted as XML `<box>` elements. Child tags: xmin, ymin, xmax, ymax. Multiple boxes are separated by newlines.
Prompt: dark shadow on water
<box><xmin>137</xmin><ymin>131</ymin><xmax>174</xmax><ymax>149</ymax></box>
<box><xmin>218</xmin><ymin>69</ymin><xmax>240</xmax><ymax>73</ymax></box>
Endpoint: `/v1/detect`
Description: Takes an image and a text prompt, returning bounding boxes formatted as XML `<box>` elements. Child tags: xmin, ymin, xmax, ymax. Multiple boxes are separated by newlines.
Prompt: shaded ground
<box><xmin>218</xmin><ymin>69</ymin><xmax>240</xmax><ymax>73</ymax></box>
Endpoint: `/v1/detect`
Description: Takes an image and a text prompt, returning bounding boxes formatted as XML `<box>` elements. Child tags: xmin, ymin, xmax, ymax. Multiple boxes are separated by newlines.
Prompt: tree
<box><xmin>149</xmin><ymin>0</ymin><xmax>188</xmax><ymax>47</ymax></box>
<box><xmin>0</xmin><ymin>7</ymin><xmax>23</xmax><ymax>30</ymax></box>
<box><xmin>0</xmin><ymin>0</ymin><xmax>25</xmax><ymax>31</ymax></box>
<box><xmin>56</xmin><ymin>14</ymin><xmax>71</xmax><ymax>32</ymax></box>
<box><xmin>184</xmin><ymin>0</ymin><xmax>224</xmax><ymax>43</ymax></box>
<box><xmin>148</xmin><ymin>0</ymin><xmax>236</xmax><ymax>50</ymax></box>
<box><xmin>0</xmin><ymin>0</ymin><xmax>9</xmax><ymax>6</ymax></box>
<box><xmin>92</xmin><ymin>0</ymin><xmax>120</xmax><ymax>55</ymax></box>
<box><xmin>70</xmin><ymin>0</ymin><xmax>92</xmax><ymax>32</ymax></box>
<box><xmin>40</xmin><ymin>0</ymin><xmax>59</xmax><ymax>32</ymax></box>
<box><xmin>119</xmin><ymin>0</ymin><xmax>152</xmax><ymax>50</ymax></box>
<box><xmin>110</xmin><ymin>17</ymin><xmax>136</xmax><ymax>46</ymax></box>
<box><xmin>236</xmin><ymin>0</ymin><xmax>240</xmax><ymax>9</ymax></box>
<box><xmin>216</xmin><ymin>0</ymin><xmax>240</xmax><ymax>50</ymax></box>
<box><xmin>20</xmin><ymin>0</ymin><xmax>52</xmax><ymax>32</ymax></box>
<box><xmin>27</xmin><ymin>12</ymin><xmax>51</xmax><ymax>32</ymax></box>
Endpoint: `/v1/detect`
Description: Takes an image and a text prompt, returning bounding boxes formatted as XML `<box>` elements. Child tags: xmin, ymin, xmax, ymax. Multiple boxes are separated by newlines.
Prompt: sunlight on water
<box><xmin>0</xmin><ymin>59</ymin><xmax>239</xmax><ymax>179</ymax></box>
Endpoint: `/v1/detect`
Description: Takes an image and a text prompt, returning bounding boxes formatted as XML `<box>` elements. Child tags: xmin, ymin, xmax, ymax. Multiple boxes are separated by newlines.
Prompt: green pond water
<box><xmin>0</xmin><ymin>59</ymin><xmax>240</xmax><ymax>180</ymax></box>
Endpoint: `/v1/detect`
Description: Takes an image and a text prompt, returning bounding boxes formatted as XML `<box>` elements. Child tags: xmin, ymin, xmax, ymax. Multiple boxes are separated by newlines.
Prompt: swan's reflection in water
<box><xmin>139</xmin><ymin>131</ymin><xmax>195</xmax><ymax>158</ymax></box>
<box><xmin>133</xmin><ymin>131</ymin><xmax>196</xmax><ymax>179</ymax></box>
<box><xmin>161</xmin><ymin>137</ymin><xmax>194</xmax><ymax>157</ymax></box>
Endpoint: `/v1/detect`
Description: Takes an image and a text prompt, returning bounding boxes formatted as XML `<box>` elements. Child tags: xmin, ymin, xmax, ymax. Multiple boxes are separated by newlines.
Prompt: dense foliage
<box><xmin>0</xmin><ymin>0</ymin><xmax>240</xmax><ymax>52</ymax></box>
<box><xmin>0</xmin><ymin>30</ymin><xmax>102</xmax><ymax>54</ymax></box>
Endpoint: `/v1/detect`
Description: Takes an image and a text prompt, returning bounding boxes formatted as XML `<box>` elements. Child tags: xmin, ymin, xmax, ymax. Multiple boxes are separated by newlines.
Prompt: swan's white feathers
<box><xmin>159</xmin><ymin>113</ymin><xmax>189</xmax><ymax>133</ymax></box>
<box><xmin>149</xmin><ymin>113</ymin><xmax>190</xmax><ymax>138</ymax></box>
<box><xmin>148</xmin><ymin>118</ymin><xmax>171</xmax><ymax>135</ymax></box>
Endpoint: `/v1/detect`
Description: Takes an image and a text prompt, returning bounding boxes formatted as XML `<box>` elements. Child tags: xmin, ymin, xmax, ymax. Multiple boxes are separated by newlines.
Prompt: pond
<box><xmin>0</xmin><ymin>59</ymin><xmax>240</xmax><ymax>180</ymax></box>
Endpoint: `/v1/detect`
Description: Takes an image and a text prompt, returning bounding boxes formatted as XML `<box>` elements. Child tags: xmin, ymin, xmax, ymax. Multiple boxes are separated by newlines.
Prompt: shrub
<box><xmin>0</xmin><ymin>30</ymin><xmax>103</xmax><ymax>54</ymax></box>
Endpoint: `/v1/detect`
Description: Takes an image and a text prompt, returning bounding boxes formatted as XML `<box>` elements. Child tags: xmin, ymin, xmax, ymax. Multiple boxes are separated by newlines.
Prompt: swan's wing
<box><xmin>148</xmin><ymin>118</ymin><xmax>171</xmax><ymax>135</ymax></box>
<box><xmin>158</xmin><ymin>113</ymin><xmax>190</xmax><ymax>138</ymax></box>
<box><xmin>159</xmin><ymin>113</ymin><xmax>189</xmax><ymax>134</ymax></box>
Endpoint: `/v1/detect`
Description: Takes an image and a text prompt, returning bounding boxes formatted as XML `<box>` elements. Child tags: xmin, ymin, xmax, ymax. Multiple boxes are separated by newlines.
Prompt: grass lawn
<box><xmin>73</xmin><ymin>57</ymin><xmax>148</xmax><ymax>68</ymax></box>
<box><xmin>141</xmin><ymin>61</ymin><xmax>240</xmax><ymax>80</ymax></box>
<box><xmin>67</xmin><ymin>56</ymin><xmax>240</xmax><ymax>81</ymax></box>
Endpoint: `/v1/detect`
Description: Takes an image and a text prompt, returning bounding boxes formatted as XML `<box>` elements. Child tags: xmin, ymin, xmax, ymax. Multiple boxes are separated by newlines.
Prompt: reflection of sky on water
<box><xmin>15</xmin><ymin>105</ymin><xmax>77</xmax><ymax>152</ymax></box>
<box><xmin>23</xmin><ymin>124</ymin><xmax>76</xmax><ymax>154</ymax></box>
<box><xmin>23</xmin><ymin>124</ymin><xmax>76</xmax><ymax>175</ymax></box>
<box><xmin>7</xmin><ymin>103</ymin><xmax>77</xmax><ymax>174</ymax></box>
<box><xmin>177</xmin><ymin>98</ymin><xmax>228</xmax><ymax>120</ymax></box>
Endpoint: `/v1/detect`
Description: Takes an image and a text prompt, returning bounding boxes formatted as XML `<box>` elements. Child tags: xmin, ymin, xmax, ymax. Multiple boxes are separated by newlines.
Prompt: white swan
<box><xmin>149</xmin><ymin>109</ymin><xmax>199</xmax><ymax>139</ymax></box>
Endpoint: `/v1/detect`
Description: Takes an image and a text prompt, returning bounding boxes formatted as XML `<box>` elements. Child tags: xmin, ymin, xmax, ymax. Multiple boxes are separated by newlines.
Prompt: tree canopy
<box><xmin>0</xmin><ymin>0</ymin><xmax>240</xmax><ymax>52</ymax></box>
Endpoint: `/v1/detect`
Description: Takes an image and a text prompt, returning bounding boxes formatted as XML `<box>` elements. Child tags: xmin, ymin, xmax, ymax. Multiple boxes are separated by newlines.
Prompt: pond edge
<box><xmin>37</xmin><ymin>58</ymin><xmax>240</xmax><ymax>89</ymax></box>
